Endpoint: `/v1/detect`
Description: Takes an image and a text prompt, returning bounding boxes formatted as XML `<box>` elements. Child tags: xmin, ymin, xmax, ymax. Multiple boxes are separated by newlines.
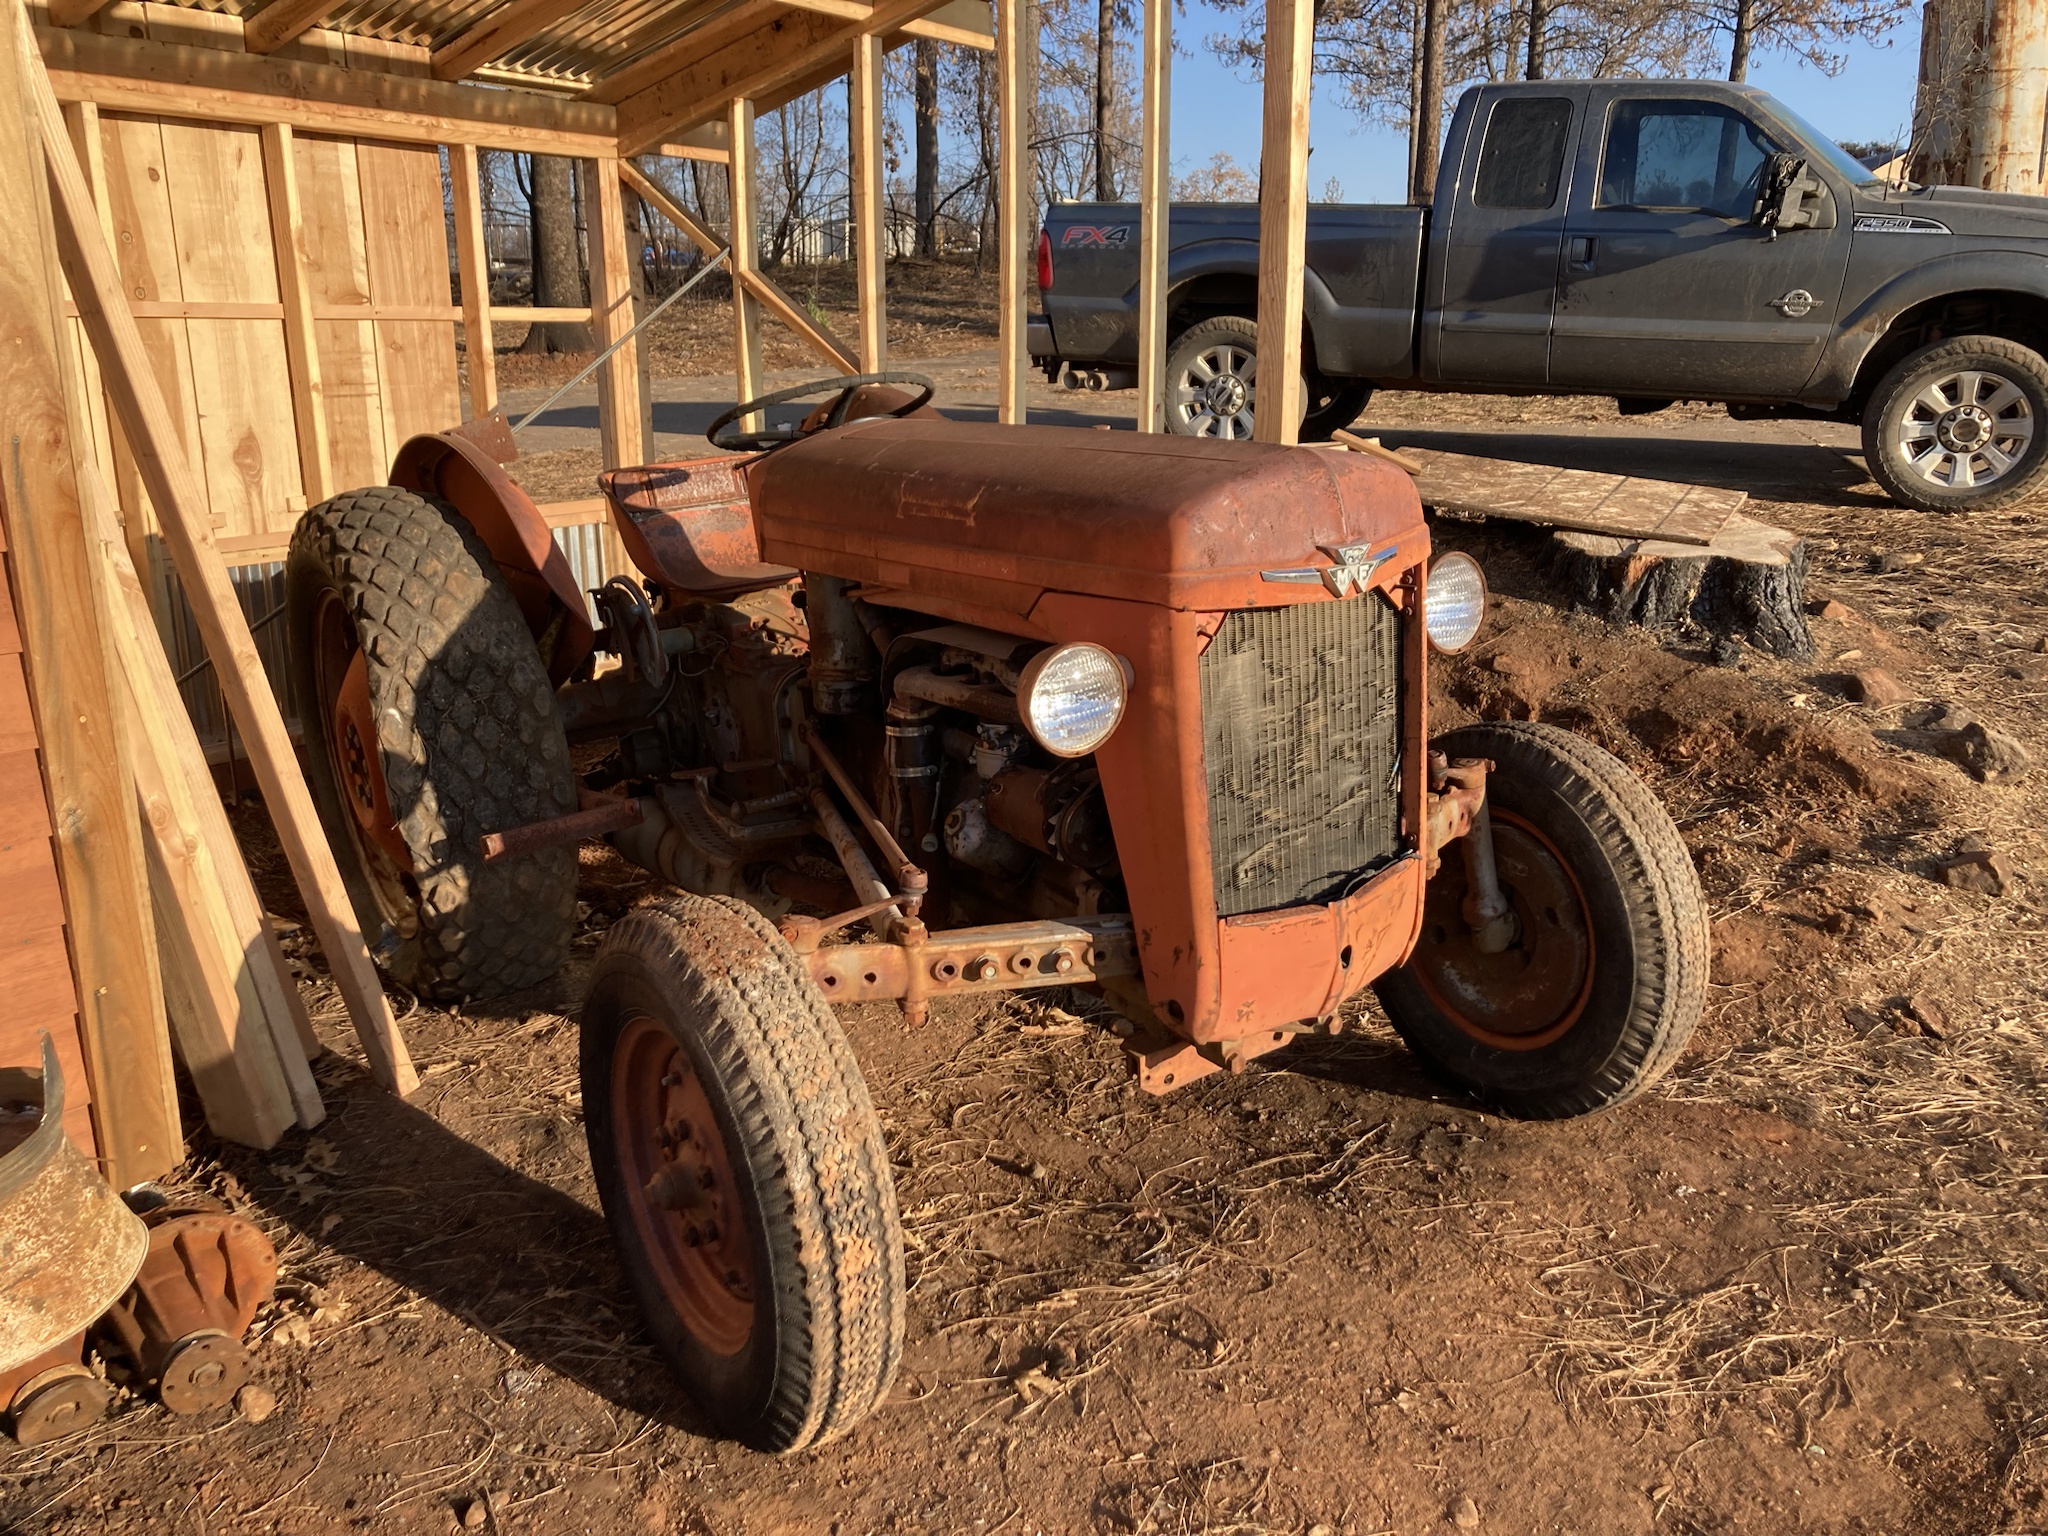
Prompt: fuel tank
<box><xmin>743</xmin><ymin>418</ymin><xmax>1423</xmax><ymax>625</ymax></box>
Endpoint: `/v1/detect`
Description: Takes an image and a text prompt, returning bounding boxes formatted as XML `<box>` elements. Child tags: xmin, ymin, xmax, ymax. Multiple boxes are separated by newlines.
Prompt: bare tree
<box><xmin>520</xmin><ymin>154</ymin><xmax>593</xmax><ymax>354</ymax></box>
<box><xmin>1175</xmin><ymin>150</ymin><xmax>1262</xmax><ymax>200</ymax></box>
<box><xmin>914</xmin><ymin>39</ymin><xmax>941</xmax><ymax>256</ymax></box>
<box><xmin>1691</xmin><ymin>0</ymin><xmax>1907</xmax><ymax>79</ymax></box>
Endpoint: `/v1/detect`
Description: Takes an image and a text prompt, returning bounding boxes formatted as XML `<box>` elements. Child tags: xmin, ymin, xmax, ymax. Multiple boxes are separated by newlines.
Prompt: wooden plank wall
<box><xmin>0</xmin><ymin>519</ymin><xmax>98</xmax><ymax>1155</ymax></box>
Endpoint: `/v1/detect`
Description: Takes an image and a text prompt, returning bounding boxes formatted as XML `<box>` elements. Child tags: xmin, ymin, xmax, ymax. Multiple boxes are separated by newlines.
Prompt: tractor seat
<box><xmin>600</xmin><ymin>459</ymin><xmax>798</xmax><ymax>600</ymax></box>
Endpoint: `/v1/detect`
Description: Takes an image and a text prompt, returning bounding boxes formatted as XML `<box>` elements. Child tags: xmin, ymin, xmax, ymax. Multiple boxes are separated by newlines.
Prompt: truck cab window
<box><xmin>1597</xmin><ymin>101</ymin><xmax>1778</xmax><ymax>218</ymax></box>
<box><xmin>1473</xmin><ymin>97</ymin><xmax>1574</xmax><ymax>209</ymax></box>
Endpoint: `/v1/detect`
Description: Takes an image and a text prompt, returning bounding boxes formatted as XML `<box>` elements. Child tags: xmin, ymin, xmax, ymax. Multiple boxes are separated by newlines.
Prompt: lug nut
<box><xmin>966</xmin><ymin>955</ymin><xmax>999</xmax><ymax>982</ymax></box>
<box><xmin>1049</xmin><ymin>950</ymin><xmax>1075</xmax><ymax>974</ymax></box>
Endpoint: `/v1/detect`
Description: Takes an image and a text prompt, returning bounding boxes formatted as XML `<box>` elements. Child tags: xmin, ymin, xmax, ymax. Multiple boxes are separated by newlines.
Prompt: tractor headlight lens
<box><xmin>1017</xmin><ymin>642</ymin><xmax>1128</xmax><ymax>757</ymax></box>
<box><xmin>1425</xmin><ymin>553</ymin><xmax>1488</xmax><ymax>654</ymax></box>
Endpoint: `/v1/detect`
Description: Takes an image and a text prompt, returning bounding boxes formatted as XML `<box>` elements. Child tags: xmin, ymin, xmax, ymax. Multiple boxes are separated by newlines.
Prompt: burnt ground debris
<box><xmin>3</xmin><ymin>381</ymin><xmax>2045</xmax><ymax>1536</ymax></box>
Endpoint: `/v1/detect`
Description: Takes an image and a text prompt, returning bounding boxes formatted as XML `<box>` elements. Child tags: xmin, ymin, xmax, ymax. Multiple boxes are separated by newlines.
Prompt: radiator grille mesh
<box><xmin>1199</xmin><ymin>597</ymin><xmax>1404</xmax><ymax>917</ymax></box>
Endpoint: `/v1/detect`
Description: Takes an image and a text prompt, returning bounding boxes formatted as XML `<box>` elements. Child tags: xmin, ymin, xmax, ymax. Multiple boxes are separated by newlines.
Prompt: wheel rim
<box><xmin>1409</xmin><ymin>811</ymin><xmax>1596</xmax><ymax>1052</ymax></box>
<box><xmin>1894</xmin><ymin>367</ymin><xmax>2035</xmax><ymax>490</ymax></box>
<box><xmin>611</xmin><ymin>1016</ymin><xmax>756</xmax><ymax>1358</ymax></box>
<box><xmin>311</xmin><ymin>589</ymin><xmax>418</xmax><ymax>932</ymax></box>
<box><xmin>1170</xmin><ymin>343</ymin><xmax>1259</xmax><ymax>439</ymax></box>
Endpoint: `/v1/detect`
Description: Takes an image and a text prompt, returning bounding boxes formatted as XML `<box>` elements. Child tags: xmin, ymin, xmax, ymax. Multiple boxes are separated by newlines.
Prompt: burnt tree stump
<box><xmin>1547</xmin><ymin>514</ymin><xmax>1814</xmax><ymax>660</ymax></box>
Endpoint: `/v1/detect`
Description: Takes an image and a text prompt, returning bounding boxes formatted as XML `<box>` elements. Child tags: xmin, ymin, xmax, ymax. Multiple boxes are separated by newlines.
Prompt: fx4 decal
<box><xmin>1061</xmin><ymin>224</ymin><xmax>1132</xmax><ymax>248</ymax></box>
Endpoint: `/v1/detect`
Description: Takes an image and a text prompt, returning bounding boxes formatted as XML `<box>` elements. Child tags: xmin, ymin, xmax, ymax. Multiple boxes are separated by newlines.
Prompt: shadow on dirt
<box><xmin>230</xmin><ymin>1048</ymin><xmax>706</xmax><ymax>1436</ymax></box>
<box><xmin>1376</xmin><ymin>425</ymin><xmax>1876</xmax><ymax>505</ymax></box>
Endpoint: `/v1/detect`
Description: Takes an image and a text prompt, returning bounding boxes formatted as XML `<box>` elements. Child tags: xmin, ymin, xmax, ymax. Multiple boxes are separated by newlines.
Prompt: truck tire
<box><xmin>1305</xmin><ymin>378</ymin><xmax>1372</xmax><ymax>440</ymax></box>
<box><xmin>1862</xmin><ymin>335</ymin><xmax>2048</xmax><ymax>513</ymax></box>
<box><xmin>285</xmin><ymin>487</ymin><xmax>577</xmax><ymax>1002</ymax></box>
<box><xmin>582</xmin><ymin>895</ymin><xmax>905</xmax><ymax>1453</ymax></box>
<box><xmin>1375</xmin><ymin>723</ymin><xmax>1707</xmax><ymax>1119</ymax></box>
<box><xmin>1164</xmin><ymin>316</ymin><xmax>1322</xmax><ymax>439</ymax></box>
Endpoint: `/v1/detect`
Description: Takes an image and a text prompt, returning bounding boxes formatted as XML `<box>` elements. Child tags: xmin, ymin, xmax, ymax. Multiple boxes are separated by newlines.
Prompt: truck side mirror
<box><xmin>1752</xmin><ymin>152</ymin><xmax>1835</xmax><ymax>234</ymax></box>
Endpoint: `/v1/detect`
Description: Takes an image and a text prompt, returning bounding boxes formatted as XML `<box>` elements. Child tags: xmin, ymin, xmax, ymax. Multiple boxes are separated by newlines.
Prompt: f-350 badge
<box><xmin>1260</xmin><ymin>543</ymin><xmax>1399</xmax><ymax>598</ymax></box>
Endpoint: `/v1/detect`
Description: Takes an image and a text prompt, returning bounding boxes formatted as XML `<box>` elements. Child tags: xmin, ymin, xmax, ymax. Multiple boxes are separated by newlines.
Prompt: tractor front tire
<box><xmin>285</xmin><ymin>486</ymin><xmax>577</xmax><ymax>1002</ymax></box>
<box><xmin>581</xmin><ymin>895</ymin><xmax>905</xmax><ymax>1453</ymax></box>
<box><xmin>1375</xmin><ymin>722</ymin><xmax>1708</xmax><ymax>1119</ymax></box>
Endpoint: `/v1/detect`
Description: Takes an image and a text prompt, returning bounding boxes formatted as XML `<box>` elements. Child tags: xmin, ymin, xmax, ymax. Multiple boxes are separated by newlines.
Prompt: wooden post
<box><xmin>1135</xmin><ymin>0</ymin><xmax>1171</xmax><ymax>433</ymax></box>
<box><xmin>728</xmin><ymin>97</ymin><xmax>764</xmax><ymax>434</ymax></box>
<box><xmin>850</xmin><ymin>33</ymin><xmax>887</xmax><ymax>373</ymax></box>
<box><xmin>1253</xmin><ymin>0</ymin><xmax>1312</xmax><ymax>444</ymax></box>
<box><xmin>586</xmin><ymin>155</ymin><xmax>645</xmax><ymax>470</ymax></box>
<box><xmin>0</xmin><ymin>0</ymin><xmax>180</xmax><ymax>1184</ymax></box>
<box><xmin>449</xmin><ymin>142</ymin><xmax>497</xmax><ymax>419</ymax></box>
<box><xmin>260</xmin><ymin>123</ymin><xmax>333</xmax><ymax>506</ymax></box>
<box><xmin>30</xmin><ymin>55</ymin><xmax>418</xmax><ymax>1098</ymax></box>
<box><xmin>996</xmin><ymin>0</ymin><xmax>1029</xmax><ymax>424</ymax></box>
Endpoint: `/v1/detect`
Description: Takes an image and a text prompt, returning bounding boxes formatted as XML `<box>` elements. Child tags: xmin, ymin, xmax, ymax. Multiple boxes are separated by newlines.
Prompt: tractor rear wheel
<box><xmin>285</xmin><ymin>486</ymin><xmax>577</xmax><ymax>1001</ymax></box>
<box><xmin>581</xmin><ymin>895</ymin><xmax>905</xmax><ymax>1452</ymax></box>
<box><xmin>1375</xmin><ymin>722</ymin><xmax>1707</xmax><ymax>1118</ymax></box>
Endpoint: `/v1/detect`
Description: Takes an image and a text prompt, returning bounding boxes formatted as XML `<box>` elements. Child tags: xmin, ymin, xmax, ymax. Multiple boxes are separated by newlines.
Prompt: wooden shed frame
<box><xmin>0</xmin><ymin>0</ymin><xmax>1319</xmax><ymax>1180</ymax></box>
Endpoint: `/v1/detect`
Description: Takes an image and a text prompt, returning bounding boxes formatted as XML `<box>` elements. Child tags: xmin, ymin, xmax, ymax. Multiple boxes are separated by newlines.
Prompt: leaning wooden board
<box><xmin>1401</xmin><ymin>448</ymin><xmax>1746</xmax><ymax>548</ymax></box>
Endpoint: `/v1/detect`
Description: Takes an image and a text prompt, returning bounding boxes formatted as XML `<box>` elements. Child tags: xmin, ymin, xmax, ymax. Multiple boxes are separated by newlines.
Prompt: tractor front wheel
<box><xmin>1375</xmin><ymin>722</ymin><xmax>1708</xmax><ymax>1118</ymax></box>
<box><xmin>581</xmin><ymin>895</ymin><xmax>905</xmax><ymax>1452</ymax></box>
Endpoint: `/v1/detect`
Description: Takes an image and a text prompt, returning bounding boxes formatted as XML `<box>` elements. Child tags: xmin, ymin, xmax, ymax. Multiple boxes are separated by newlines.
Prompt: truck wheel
<box><xmin>1164</xmin><ymin>316</ymin><xmax>1308</xmax><ymax>439</ymax></box>
<box><xmin>285</xmin><ymin>487</ymin><xmax>577</xmax><ymax>1001</ymax></box>
<box><xmin>1304</xmin><ymin>378</ymin><xmax>1371</xmax><ymax>440</ymax></box>
<box><xmin>1863</xmin><ymin>336</ymin><xmax>2048</xmax><ymax>512</ymax></box>
<box><xmin>581</xmin><ymin>895</ymin><xmax>905</xmax><ymax>1453</ymax></box>
<box><xmin>1375</xmin><ymin>722</ymin><xmax>1707</xmax><ymax>1119</ymax></box>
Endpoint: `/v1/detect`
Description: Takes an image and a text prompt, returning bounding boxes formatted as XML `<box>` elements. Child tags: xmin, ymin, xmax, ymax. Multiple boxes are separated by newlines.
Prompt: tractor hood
<box><xmin>744</xmin><ymin>418</ymin><xmax>1426</xmax><ymax>624</ymax></box>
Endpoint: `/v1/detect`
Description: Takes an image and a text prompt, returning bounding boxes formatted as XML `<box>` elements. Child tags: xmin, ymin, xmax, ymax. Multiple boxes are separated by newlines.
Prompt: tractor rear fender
<box><xmin>388</xmin><ymin>431</ymin><xmax>596</xmax><ymax>685</ymax></box>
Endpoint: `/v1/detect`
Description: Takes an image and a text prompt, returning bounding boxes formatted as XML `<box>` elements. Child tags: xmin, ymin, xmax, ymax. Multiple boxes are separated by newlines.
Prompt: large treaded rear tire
<box><xmin>582</xmin><ymin>895</ymin><xmax>905</xmax><ymax>1452</ymax></box>
<box><xmin>285</xmin><ymin>486</ymin><xmax>577</xmax><ymax>1001</ymax></box>
<box><xmin>1375</xmin><ymin>722</ymin><xmax>1708</xmax><ymax>1119</ymax></box>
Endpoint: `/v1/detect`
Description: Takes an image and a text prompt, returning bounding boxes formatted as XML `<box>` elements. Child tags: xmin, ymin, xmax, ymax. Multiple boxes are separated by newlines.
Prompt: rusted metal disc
<box><xmin>8</xmin><ymin>1366</ymin><xmax>111</xmax><ymax>1446</ymax></box>
<box><xmin>155</xmin><ymin>1333</ymin><xmax>250</xmax><ymax>1415</ymax></box>
<box><xmin>0</xmin><ymin>1038</ymin><xmax>148</xmax><ymax>1376</ymax></box>
<box><xmin>611</xmin><ymin>1016</ymin><xmax>755</xmax><ymax>1357</ymax></box>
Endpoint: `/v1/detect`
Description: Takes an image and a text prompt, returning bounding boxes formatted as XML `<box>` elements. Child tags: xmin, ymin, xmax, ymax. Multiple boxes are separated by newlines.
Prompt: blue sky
<box><xmin>1162</xmin><ymin>1</ymin><xmax>1924</xmax><ymax>201</ymax></box>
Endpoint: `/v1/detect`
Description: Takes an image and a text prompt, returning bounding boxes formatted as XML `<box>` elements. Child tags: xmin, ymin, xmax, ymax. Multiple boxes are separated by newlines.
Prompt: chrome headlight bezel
<box><xmin>1016</xmin><ymin>642</ymin><xmax>1129</xmax><ymax>758</ymax></box>
<box><xmin>1424</xmin><ymin>551</ymin><xmax>1488</xmax><ymax>654</ymax></box>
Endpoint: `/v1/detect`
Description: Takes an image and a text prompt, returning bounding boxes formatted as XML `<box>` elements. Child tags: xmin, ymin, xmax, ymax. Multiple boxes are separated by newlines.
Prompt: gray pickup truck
<box><xmin>1033</xmin><ymin>78</ymin><xmax>2048</xmax><ymax>513</ymax></box>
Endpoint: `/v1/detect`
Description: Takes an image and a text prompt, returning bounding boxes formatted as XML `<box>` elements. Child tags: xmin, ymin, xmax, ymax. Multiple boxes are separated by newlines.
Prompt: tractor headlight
<box><xmin>1424</xmin><ymin>552</ymin><xmax>1488</xmax><ymax>654</ymax></box>
<box><xmin>1017</xmin><ymin>642</ymin><xmax>1128</xmax><ymax>757</ymax></box>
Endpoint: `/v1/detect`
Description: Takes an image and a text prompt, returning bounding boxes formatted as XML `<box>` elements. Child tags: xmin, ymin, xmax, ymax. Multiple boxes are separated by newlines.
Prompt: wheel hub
<box><xmin>1937</xmin><ymin>404</ymin><xmax>1993</xmax><ymax>451</ymax></box>
<box><xmin>1204</xmin><ymin>373</ymin><xmax>1249</xmax><ymax>417</ymax></box>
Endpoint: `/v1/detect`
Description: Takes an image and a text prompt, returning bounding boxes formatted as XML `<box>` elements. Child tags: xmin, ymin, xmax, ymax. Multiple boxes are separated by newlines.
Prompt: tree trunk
<box><xmin>521</xmin><ymin>154</ymin><xmax>594</xmax><ymax>354</ymax></box>
<box><xmin>1410</xmin><ymin>0</ymin><xmax>1446</xmax><ymax>202</ymax></box>
<box><xmin>1407</xmin><ymin>0</ymin><xmax>1424</xmax><ymax>195</ymax></box>
<box><xmin>914</xmin><ymin>39</ymin><xmax>940</xmax><ymax>258</ymax></box>
<box><xmin>1728</xmin><ymin>0</ymin><xmax>1755</xmax><ymax>80</ymax></box>
<box><xmin>1548</xmin><ymin>517</ymin><xmax>1814</xmax><ymax>660</ymax></box>
<box><xmin>1095</xmin><ymin>0</ymin><xmax>1116</xmax><ymax>201</ymax></box>
<box><xmin>1526</xmin><ymin>0</ymin><xmax>1549</xmax><ymax>79</ymax></box>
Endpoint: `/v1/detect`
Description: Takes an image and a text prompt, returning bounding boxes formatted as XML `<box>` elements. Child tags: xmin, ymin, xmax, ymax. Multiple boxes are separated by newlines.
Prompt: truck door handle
<box><xmin>1567</xmin><ymin>236</ymin><xmax>1596</xmax><ymax>269</ymax></box>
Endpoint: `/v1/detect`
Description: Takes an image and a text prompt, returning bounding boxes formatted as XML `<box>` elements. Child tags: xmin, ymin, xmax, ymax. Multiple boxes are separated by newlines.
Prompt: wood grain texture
<box><xmin>0</xmin><ymin>0</ymin><xmax>179</xmax><ymax>1181</ymax></box>
<box><xmin>850</xmin><ymin>32</ymin><xmax>886</xmax><ymax>373</ymax></box>
<box><xmin>355</xmin><ymin>139</ymin><xmax>460</xmax><ymax>453</ymax></box>
<box><xmin>587</xmin><ymin>156</ymin><xmax>645</xmax><ymax>473</ymax></box>
<box><xmin>1135</xmin><ymin>0</ymin><xmax>1170</xmax><ymax>433</ymax></box>
<box><xmin>34</xmin><ymin>46</ymin><xmax>417</xmax><ymax>1095</ymax></box>
<box><xmin>293</xmin><ymin>133</ymin><xmax>387</xmax><ymax>489</ymax></box>
<box><xmin>1252</xmin><ymin>0</ymin><xmax>1310</xmax><ymax>443</ymax></box>
<box><xmin>728</xmin><ymin>98</ymin><xmax>764</xmax><ymax>434</ymax></box>
<box><xmin>261</xmin><ymin>122</ymin><xmax>332</xmax><ymax>504</ymax></box>
<box><xmin>448</xmin><ymin>141</ymin><xmax>495</xmax><ymax>419</ymax></box>
<box><xmin>995</xmin><ymin>0</ymin><xmax>1027</xmax><ymax>423</ymax></box>
<box><xmin>1402</xmin><ymin>449</ymin><xmax>1745</xmax><ymax>546</ymax></box>
<box><xmin>0</xmin><ymin>655</ymin><xmax>32</xmax><ymax>754</ymax></box>
<box><xmin>241</xmin><ymin>0</ymin><xmax>341</xmax><ymax>54</ymax></box>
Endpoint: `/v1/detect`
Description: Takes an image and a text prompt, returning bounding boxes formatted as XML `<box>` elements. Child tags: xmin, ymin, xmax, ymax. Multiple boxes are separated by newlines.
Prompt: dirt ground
<box><xmin>4</xmin><ymin>378</ymin><xmax>2047</xmax><ymax>1536</ymax></box>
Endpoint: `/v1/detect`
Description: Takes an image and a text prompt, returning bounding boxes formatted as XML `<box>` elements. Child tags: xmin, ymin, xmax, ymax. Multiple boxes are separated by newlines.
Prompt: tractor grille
<box><xmin>1199</xmin><ymin>597</ymin><xmax>1404</xmax><ymax>917</ymax></box>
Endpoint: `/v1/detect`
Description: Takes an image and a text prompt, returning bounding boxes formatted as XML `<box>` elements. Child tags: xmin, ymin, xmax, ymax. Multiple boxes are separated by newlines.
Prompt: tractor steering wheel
<box><xmin>705</xmin><ymin>371</ymin><xmax>936</xmax><ymax>452</ymax></box>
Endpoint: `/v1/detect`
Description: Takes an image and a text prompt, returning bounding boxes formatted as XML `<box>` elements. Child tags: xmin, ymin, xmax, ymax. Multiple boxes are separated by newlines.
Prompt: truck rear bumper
<box><xmin>1027</xmin><ymin>315</ymin><xmax>1055</xmax><ymax>359</ymax></box>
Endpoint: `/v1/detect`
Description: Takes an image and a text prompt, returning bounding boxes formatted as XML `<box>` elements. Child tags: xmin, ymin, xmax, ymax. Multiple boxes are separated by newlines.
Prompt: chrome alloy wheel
<box><xmin>1895</xmin><ymin>368</ymin><xmax>2036</xmax><ymax>490</ymax></box>
<box><xmin>1170</xmin><ymin>342</ymin><xmax>1259</xmax><ymax>438</ymax></box>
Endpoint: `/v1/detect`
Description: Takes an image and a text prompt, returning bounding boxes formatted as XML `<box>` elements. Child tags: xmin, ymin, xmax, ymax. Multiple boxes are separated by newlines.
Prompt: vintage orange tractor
<box><xmin>286</xmin><ymin>374</ymin><xmax>1706</xmax><ymax>1452</ymax></box>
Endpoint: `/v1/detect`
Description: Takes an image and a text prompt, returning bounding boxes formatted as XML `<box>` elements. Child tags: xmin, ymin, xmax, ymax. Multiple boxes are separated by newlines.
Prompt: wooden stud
<box><xmin>30</xmin><ymin>49</ymin><xmax>418</xmax><ymax>1097</ymax></box>
<box><xmin>618</xmin><ymin>160</ymin><xmax>721</xmax><ymax>255</ymax></box>
<box><xmin>43</xmin><ymin>0</ymin><xmax>114</xmax><ymax>26</ymax></box>
<box><xmin>449</xmin><ymin>142</ymin><xmax>496</xmax><ymax>418</ymax></box>
<box><xmin>1135</xmin><ymin>0</ymin><xmax>1171</xmax><ymax>433</ymax></box>
<box><xmin>260</xmin><ymin>123</ymin><xmax>333</xmax><ymax>505</ymax></box>
<box><xmin>587</xmin><ymin>156</ymin><xmax>645</xmax><ymax>472</ymax></box>
<box><xmin>432</xmin><ymin>0</ymin><xmax>592</xmax><ymax>80</ymax></box>
<box><xmin>88</xmin><ymin>468</ymin><xmax>318</xmax><ymax>1144</ymax></box>
<box><xmin>728</xmin><ymin>98</ymin><xmax>765</xmax><ymax>434</ymax></box>
<box><xmin>59</xmin><ymin>100</ymin><xmax>119</xmax><ymax>497</ymax></box>
<box><xmin>0</xmin><ymin>0</ymin><xmax>180</xmax><ymax>1183</ymax></box>
<box><xmin>587</xmin><ymin>0</ymin><xmax>793</xmax><ymax>106</ymax></box>
<box><xmin>1253</xmin><ymin>0</ymin><xmax>1312</xmax><ymax>444</ymax></box>
<box><xmin>904</xmin><ymin>0</ymin><xmax>997</xmax><ymax>49</ymax></box>
<box><xmin>995</xmin><ymin>0</ymin><xmax>1028</xmax><ymax>424</ymax></box>
<box><xmin>244</xmin><ymin>0</ymin><xmax>348</xmax><ymax>56</ymax></box>
<box><xmin>850</xmin><ymin>32</ymin><xmax>886</xmax><ymax>373</ymax></box>
<box><xmin>39</xmin><ymin>28</ymin><xmax>620</xmax><ymax>156</ymax></box>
